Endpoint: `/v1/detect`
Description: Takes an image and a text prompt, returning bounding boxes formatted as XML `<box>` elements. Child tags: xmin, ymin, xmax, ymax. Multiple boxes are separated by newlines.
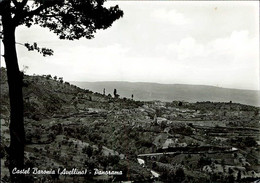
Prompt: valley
<box><xmin>1</xmin><ymin>68</ymin><xmax>259</xmax><ymax>182</ymax></box>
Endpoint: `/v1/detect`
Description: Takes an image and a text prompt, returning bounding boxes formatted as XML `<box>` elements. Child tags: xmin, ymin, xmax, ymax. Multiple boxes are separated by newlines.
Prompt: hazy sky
<box><xmin>1</xmin><ymin>1</ymin><xmax>259</xmax><ymax>90</ymax></box>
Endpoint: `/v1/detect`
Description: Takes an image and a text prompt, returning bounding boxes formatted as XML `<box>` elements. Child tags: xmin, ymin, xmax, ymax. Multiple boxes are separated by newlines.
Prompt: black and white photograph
<box><xmin>0</xmin><ymin>0</ymin><xmax>259</xmax><ymax>182</ymax></box>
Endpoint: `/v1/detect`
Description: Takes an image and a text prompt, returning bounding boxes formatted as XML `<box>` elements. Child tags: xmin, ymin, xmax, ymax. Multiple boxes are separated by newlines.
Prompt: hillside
<box><xmin>1</xmin><ymin>67</ymin><xmax>260</xmax><ymax>183</ymax></box>
<box><xmin>71</xmin><ymin>81</ymin><xmax>260</xmax><ymax>107</ymax></box>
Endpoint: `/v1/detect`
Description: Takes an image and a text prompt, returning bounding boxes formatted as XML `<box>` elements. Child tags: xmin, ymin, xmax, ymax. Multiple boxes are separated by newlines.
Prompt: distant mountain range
<box><xmin>71</xmin><ymin>81</ymin><xmax>260</xmax><ymax>107</ymax></box>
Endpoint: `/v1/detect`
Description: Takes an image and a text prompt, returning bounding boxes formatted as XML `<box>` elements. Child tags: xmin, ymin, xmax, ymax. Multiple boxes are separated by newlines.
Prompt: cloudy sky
<box><xmin>1</xmin><ymin>1</ymin><xmax>259</xmax><ymax>90</ymax></box>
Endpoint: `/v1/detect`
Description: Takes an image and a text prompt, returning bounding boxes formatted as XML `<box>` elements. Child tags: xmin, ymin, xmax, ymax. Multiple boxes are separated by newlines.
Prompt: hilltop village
<box><xmin>1</xmin><ymin>67</ymin><xmax>260</xmax><ymax>182</ymax></box>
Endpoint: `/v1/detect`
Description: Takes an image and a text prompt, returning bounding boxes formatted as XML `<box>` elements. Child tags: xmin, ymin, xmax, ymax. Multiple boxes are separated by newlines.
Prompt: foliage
<box><xmin>1</xmin><ymin>0</ymin><xmax>124</xmax><ymax>40</ymax></box>
<box><xmin>58</xmin><ymin>77</ymin><xmax>63</xmax><ymax>83</ymax></box>
<box><xmin>137</xmin><ymin>139</ymin><xmax>153</xmax><ymax>148</ymax></box>
<box><xmin>197</xmin><ymin>156</ymin><xmax>212</xmax><ymax>168</ymax></box>
<box><xmin>46</xmin><ymin>74</ymin><xmax>52</xmax><ymax>80</ymax></box>
<box><xmin>108</xmin><ymin>155</ymin><xmax>120</xmax><ymax>166</ymax></box>
<box><xmin>244</xmin><ymin>137</ymin><xmax>257</xmax><ymax>147</ymax></box>
<box><xmin>82</xmin><ymin>145</ymin><xmax>93</xmax><ymax>158</ymax></box>
<box><xmin>159</xmin><ymin>166</ymin><xmax>186</xmax><ymax>182</ymax></box>
<box><xmin>175</xmin><ymin>167</ymin><xmax>185</xmax><ymax>182</ymax></box>
<box><xmin>89</xmin><ymin>132</ymin><xmax>102</xmax><ymax>143</ymax></box>
<box><xmin>229</xmin><ymin>137</ymin><xmax>257</xmax><ymax>148</ymax></box>
<box><xmin>114</xmin><ymin>89</ymin><xmax>119</xmax><ymax>98</ymax></box>
<box><xmin>24</xmin><ymin>42</ymin><xmax>53</xmax><ymax>56</ymax></box>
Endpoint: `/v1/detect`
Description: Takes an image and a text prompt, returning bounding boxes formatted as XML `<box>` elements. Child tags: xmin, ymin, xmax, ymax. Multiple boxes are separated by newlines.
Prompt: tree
<box><xmin>0</xmin><ymin>0</ymin><xmax>123</xmax><ymax>182</ymax></box>
<box><xmin>244</xmin><ymin>136</ymin><xmax>257</xmax><ymax>147</ymax></box>
<box><xmin>114</xmin><ymin>88</ymin><xmax>119</xmax><ymax>98</ymax></box>
<box><xmin>114</xmin><ymin>88</ymin><xmax>117</xmax><ymax>97</ymax></box>
<box><xmin>82</xmin><ymin>145</ymin><xmax>93</xmax><ymax>158</ymax></box>
<box><xmin>46</xmin><ymin>74</ymin><xmax>52</xmax><ymax>80</ymax></box>
<box><xmin>175</xmin><ymin>167</ymin><xmax>185</xmax><ymax>182</ymax></box>
<box><xmin>237</xmin><ymin>170</ymin><xmax>241</xmax><ymax>181</ymax></box>
<box><xmin>58</xmin><ymin>77</ymin><xmax>63</xmax><ymax>83</ymax></box>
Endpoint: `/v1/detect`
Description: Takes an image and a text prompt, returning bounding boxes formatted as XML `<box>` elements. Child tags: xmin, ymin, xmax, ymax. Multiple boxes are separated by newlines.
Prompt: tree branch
<box><xmin>25</xmin><ymin>5</ymin><xmax>44</xmax><ymax>17</ymax></box>
<box><xmin>15</xmin><ymin>42</ymin><xmax>24</xmax><ymax>46</ymax></box>
<box><xmin>24</xmin><ymin>42</ymin><xmax>54</xmax><ymax>56</ymax></box>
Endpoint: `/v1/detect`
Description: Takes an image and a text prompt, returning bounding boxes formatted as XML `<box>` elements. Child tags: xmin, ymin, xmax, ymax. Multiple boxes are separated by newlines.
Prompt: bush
<box><xmin>89</xmin><ymin>133</ymin><xmax>102</xmax><ymax>143</ymax></box>
<box><xmin>175</xmin><ymin>168</ymin><xmax>185</xmax><ymax>182</ymax></box>
<box><xmin>197</xmin><ymin>156</ymin><xmax>212</xmax><ymax>168</ymax></box>
<box><xmin>108</xmin><ymin>155</ymin><xmax>120</xmax><ymax>166</ymax></box>
<box><xmin>46</xmin><ymin>74</ymin><xmax>52</xmax><ymax>80</ymax></box>
<box><xmin>138</xmin><ymin>139</ymin><xmax>153</xmax><ymax>148</ymax></box>
<box><xmin>82</xmin><ymin>146</ymin><xmax>93</xmax><ymax>157</ymax></box>
<box><xmin>244</xmin><ymin>137</ymin><xmax>257</xmax><ymax>147</ymax></box>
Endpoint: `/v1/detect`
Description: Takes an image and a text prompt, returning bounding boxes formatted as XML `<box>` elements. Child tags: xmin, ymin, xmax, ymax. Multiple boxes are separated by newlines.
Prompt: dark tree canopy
<box><xmin>0</xmin><ymin>0</ymin><xmax>123</xmax><ymax>40</ymax></box>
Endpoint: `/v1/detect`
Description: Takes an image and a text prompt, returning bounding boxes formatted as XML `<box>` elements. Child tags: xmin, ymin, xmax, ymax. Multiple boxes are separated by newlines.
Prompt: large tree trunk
<box><xmin>2</xmin><ymin>9</ymin><xmax>25</xmax><ymax>183</ymax></box>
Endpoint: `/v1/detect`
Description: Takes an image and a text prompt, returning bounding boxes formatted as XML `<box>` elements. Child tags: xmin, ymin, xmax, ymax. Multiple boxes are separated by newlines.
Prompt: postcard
<box><xmin>0</xmin><ymin>0</ymin><xmax>259</xmax><ymax>182</ymax></box>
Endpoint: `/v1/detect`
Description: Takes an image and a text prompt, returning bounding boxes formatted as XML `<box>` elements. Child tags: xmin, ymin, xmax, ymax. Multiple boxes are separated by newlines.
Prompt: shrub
<box><xmin>82</xmin><ymin>146</ymin><xmax>93</xmax><ymax>157</ymax></box>
<box><xmin>197</xmin><ymin>156</ymin><xmax>212</xmax><ymax>168</ymax></box>
<box><xmin>46</xmin><ymin>74</ymin><xmax>52</xmax><ymax>80</ymax></box>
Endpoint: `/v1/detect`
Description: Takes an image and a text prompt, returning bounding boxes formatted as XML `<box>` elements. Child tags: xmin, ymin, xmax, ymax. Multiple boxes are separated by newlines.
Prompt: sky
<box><xmin>1</xmin><ymin>1</ymin><xmax>259</xmax><ymax>90</ymax></box>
